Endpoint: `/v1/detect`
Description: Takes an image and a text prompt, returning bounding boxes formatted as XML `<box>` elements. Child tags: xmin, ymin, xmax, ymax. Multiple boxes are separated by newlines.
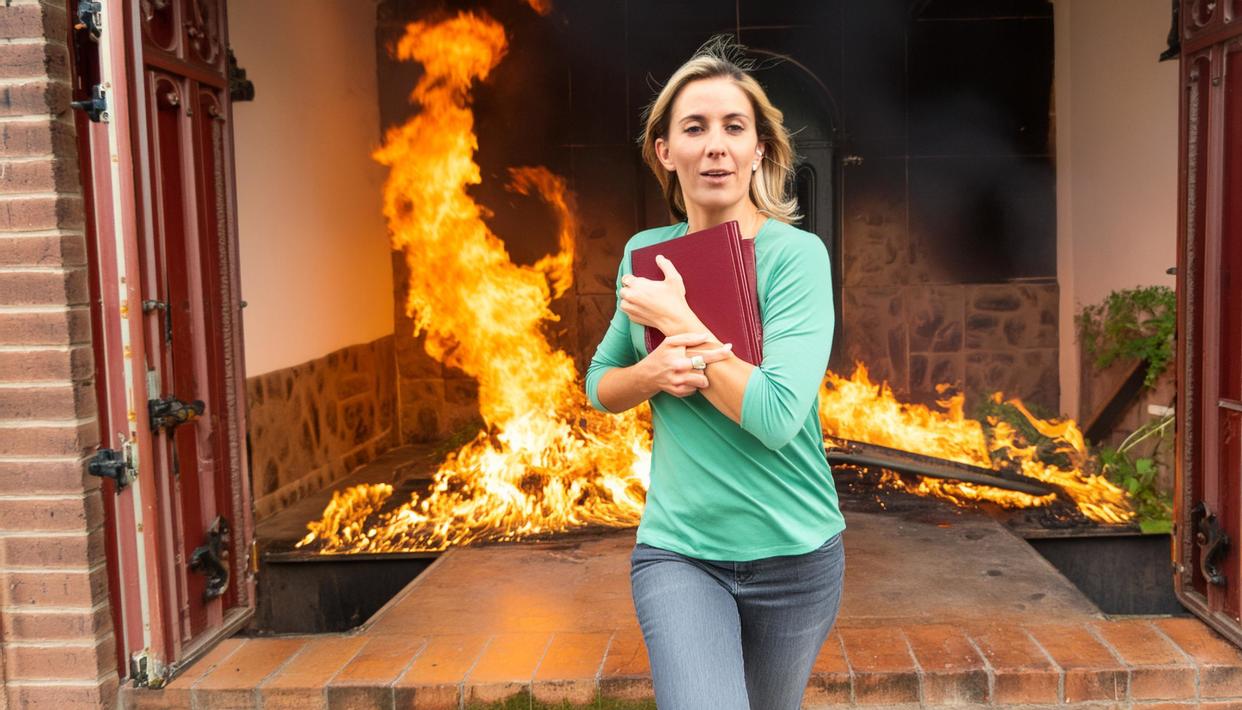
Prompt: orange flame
<box><xmin>297</xmin><ymin>12</ymin><xmax>648</xmax><ymax>553</ymax></box>
<box><xmin>296</xmin><ymin>13</ymin><xmax>1133</xmax><ymax>555</ymax></box>
<box><xmin>818</xmin><ymin>365</ymin><xmax>1133</xmax><ymax>524</ymax></box>
<box><xmin>523</xmin><ymin>0</ymin><xmax>553</xmax><ymax>16</ymax></box>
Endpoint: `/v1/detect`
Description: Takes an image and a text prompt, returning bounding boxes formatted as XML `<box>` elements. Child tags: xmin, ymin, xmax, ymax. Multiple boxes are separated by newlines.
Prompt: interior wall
<box><xmin>1054</xmin><ymin>0</ymin><xmax>1179</xmax><ymax>420</ymax></box>
<box><xmin>227</xmin><ymin>0</ymin><xmax>393</xmax><ymax>376</ymax></box>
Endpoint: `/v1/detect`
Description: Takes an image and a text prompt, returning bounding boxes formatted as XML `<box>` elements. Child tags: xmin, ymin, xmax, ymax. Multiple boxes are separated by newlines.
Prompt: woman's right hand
<box><xmin>643</xmin><ymin>332</ymin><xmax>734</xmax><ymax>398</ymax></box>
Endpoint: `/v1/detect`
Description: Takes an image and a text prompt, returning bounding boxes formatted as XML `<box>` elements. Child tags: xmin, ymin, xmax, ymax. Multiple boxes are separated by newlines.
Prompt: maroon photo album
<box><xmin>630</xmin><ymin>220</ymin><xmax>763</xmax><ymax>365</ymax></box>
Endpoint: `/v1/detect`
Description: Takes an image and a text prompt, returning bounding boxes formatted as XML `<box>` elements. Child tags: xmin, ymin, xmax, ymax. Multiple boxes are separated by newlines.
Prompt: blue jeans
<box><xmin>629</xmin><ymin>533</ymin><xmax>846</xmax><ymax>710</ymax></box>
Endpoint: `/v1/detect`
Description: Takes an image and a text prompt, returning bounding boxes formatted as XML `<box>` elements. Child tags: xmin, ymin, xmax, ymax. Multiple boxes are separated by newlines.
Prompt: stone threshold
<box><xmin>119</xmin><ymin>616</ymin><xmax>1242</xmax><ymax>709</ymax></box>
<box><xmin>121</xmin><ymin>511</ymin><xmax>1242</xmax><ymax>709</ymax></box>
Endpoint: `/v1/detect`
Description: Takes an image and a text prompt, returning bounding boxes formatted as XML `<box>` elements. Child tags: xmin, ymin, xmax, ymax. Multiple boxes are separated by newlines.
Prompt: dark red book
<box><xmin>631</xmin><ymin>220</ymin><xmax>763</xmax><ymax>365</ymax></box>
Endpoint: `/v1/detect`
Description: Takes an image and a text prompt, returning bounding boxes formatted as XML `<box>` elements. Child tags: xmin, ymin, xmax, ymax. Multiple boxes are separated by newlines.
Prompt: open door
<box><xmin>73</xmin><ymin>0</ymin><xmax>254</xmax><ymax>684</ymax></box>
<box><xmin>1173</xmin><ymin>0</ymin><xmax>1242</xmax><ymax>647</ymax></box>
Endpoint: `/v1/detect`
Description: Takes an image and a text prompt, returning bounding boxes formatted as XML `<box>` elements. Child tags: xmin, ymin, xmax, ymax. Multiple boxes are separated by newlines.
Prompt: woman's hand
<box><xmin>620</xmin><ymin>255</ymin><xmax>696</xmax><ymax>332</ymax></box>
<box><xmin>643</xmin><ymin>332</ymin><xmax>733</xmax><ymax>398</ymax></box>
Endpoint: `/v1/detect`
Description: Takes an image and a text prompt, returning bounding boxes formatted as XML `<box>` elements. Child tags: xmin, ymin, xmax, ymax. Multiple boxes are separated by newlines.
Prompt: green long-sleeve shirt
<box><xmin>585</xmin><ymin>218</ymin><xmax>845</xmax><ymax>561</ymax></box>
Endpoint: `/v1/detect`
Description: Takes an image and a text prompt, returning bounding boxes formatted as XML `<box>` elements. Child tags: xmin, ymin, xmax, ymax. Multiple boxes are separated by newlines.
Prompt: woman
<box><xmin>584</xmin><ymin>39</ymin><xmax>846</xmax><ymax>710</ymax></box>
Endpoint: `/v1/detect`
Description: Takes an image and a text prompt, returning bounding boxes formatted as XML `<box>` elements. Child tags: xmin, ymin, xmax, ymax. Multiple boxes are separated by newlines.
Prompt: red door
<box><xmin>1174</xmin><ymin>0</ymin><xmax>1242</xmax><ymax>646</ymax></box>
<box><xmin>72</xmin><ymin>0</ymin><xmax>254</xmax><ymax>683</ymax></box>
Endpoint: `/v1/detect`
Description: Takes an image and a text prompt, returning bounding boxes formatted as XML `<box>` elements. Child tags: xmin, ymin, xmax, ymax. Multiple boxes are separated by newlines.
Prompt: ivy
<box><xmin>1075</xmin><ymin>285</ymin><xmax>1176</xmax><ymax>387</ymax></box>
<box><xmin>1096</xmin><ymin>414</ymin><xmax>1174</xmax><ymax>534</ymax></box>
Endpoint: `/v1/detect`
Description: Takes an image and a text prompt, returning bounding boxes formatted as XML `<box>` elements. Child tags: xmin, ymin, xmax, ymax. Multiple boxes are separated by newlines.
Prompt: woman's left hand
<box><xmin>619</xmin><ymin>255</ymin><xmax>696</xmax><ymax>332</ymax></box>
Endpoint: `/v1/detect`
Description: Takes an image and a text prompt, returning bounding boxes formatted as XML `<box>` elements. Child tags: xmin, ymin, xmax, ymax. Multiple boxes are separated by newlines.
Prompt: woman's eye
<box><xmin>684</xmin><ymin>125</ymin><xmax>703</xmax><ymax>135</ymax></box>
<box><xmin>726</xmin><ymin>124</ymin><xmax>744</xmax><ymax>133</ymax></box>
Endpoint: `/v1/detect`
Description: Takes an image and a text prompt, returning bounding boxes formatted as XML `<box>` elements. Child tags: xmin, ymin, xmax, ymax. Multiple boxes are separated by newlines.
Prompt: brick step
<box><xmin>119</xmin><ymin>617</ymin><xmax>1242</xmax><ymax>709</ymax></box>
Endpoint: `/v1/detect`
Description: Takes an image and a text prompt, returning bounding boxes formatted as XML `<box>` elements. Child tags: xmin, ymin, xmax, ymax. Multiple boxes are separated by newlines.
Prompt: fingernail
<box><xmin>723</xmin><ymin>343</ymin><xmax>734</xmax><ymax>350</ymax></box>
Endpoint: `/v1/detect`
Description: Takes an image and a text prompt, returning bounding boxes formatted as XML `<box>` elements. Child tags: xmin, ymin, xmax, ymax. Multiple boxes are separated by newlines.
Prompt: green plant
<box><xmin>1075</xmin><ymin>285</ymin><xmax>1176</xmax><ymax>387</ymax></box>
<box><xmin>1096</xmin><ymin>413</ymin><xmax>1174</xmax><ymax>534</ymax></box>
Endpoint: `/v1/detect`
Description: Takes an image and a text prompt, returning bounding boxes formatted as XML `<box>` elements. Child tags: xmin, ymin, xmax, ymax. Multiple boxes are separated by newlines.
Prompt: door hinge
<box><xmin>74</xmin><ymin>1</ymin><xmax>103</xmax><ymax>40</ymax></box>
<box><xmin>148</xmin><ymin>395</ymin><xmax>205</xmax><ymax>434</ymax></box>
<box><xmin>129</xmin><ymin>649</ymin><xmax>169</xmax><ymax>689</ymax></box>
<box><xmin>88</xmin><ymin>439</ymin><xmax>135</xmax><ymax>491</ymax></box>
<box><xmin>70</xmin><ymin>83</ymin><xmax>109</xmax><ymax>123</ymax></box>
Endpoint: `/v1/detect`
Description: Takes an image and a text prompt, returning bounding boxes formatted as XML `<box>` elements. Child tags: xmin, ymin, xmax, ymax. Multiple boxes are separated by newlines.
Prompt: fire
<box><xmin>297</xmin><ymin>12</ymin><xmax>649</xmax><ymax>553</ymax></box>
<box><xmin>296</xmin><ymin>13</ymin><xmax>1132</xmax><ymax>555</ymax></box>
<box><xmin>818</xmin><ymin>365</ymin><xmax>1133</xmax><ymax>524</ymax></box>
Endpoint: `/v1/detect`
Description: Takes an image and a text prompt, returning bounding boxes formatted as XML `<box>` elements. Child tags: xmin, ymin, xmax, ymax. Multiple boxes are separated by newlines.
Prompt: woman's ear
<box><xmin>654</xmin><ymin>137</ymin><xmax>676</xmax><ymax>171</ymax></box>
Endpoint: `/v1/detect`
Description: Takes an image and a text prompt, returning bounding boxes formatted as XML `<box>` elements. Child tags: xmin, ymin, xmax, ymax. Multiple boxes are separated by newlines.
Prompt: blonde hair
<box><xmin>639</xmin><ymin>37</ymin><xmax>800</xmax><ymax>224</ymax></box>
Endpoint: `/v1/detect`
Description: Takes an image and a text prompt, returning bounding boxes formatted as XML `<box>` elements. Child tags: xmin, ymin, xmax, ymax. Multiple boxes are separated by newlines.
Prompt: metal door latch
<box><xmin>87</xmin><ymin>442</ymin><xmax>135</xmax><ymax>491</ymax></box>
<box><xmin>70</xmin><ymin>84</ymin><xmax>108</xmax><ymax>123</ymax></box>
<box><xmin>190</xmin><ymin>516</ymin><xmax>230</xmax><ymax>601</ymax></box>
<box><xmin>1192</xmin><ymin>501</ymin><xmax>1230</xmax><ymax>586</ymax></box>
<box><xmin>148</xmin><ymin>396</ymin><xmax>204</xmax><ymax>433</ymax></box>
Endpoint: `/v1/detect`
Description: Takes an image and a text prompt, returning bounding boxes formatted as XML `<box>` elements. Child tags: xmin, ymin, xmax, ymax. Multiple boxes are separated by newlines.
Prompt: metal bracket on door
<box><xmin>87</xmin><ymin>438</ymin><xmax>135</xmax><ymax>491</ymax></box>
<box><xmin>74</xmin><ymin>1</ymin><xmax>102</xmax><ymax>40</ymax></box>
<box><xmin>1192</xmin><ymin>501</ymin><xmax>1230</xmax><ymax>586</ymax></box>
<box><xmin>189</xmin><ymin>516</ymin><xmax>230</xmax><ymax>601</ymax></box>
<box><xmin>70</xmin><ymin>84</ymin><xmax>108</xmax><ymax>123</ymax></box>
<box><xmin>148</xmin><ymin>395</ymin><xmax>204</xmax><ymax>434</ymax></box>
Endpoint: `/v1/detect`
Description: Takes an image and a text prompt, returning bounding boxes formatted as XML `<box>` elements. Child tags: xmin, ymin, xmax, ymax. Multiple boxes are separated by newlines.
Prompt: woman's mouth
<box><xmin>700</xmin><ymin>170</ymin><xmax>733</xmax><ymax>183</ymax></box>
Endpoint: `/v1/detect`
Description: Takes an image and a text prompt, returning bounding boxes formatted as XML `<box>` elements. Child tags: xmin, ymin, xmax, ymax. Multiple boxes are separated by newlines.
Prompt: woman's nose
<box><xmin>705</xmin><ymin>127</ymin><xmax>726</xmax><ymax>157</ymax></box>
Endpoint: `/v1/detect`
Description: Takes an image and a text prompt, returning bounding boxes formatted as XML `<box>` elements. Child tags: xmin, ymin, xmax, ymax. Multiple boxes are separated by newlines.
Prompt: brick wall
<box><xmin>0</xmin><ymin>1</ymin><xmax>120</xmax><ymax>708</ymax></box>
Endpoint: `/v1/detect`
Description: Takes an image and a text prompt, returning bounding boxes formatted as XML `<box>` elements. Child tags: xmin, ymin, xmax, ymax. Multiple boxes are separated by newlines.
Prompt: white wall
<box><xmin>228</xmin><ymin>0</ymin><xmax>393</xmax><ymax>376</ymax></box>
<box><xmin>1054</xmin><ymin>0</ymin><xmax>1179</xmax><ymax>419</ymax></box>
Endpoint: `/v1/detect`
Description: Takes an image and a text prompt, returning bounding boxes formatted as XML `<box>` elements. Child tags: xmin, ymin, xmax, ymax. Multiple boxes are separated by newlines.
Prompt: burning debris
<box><xmin>295</xmin><ymin>12</ymin><xmax>1133</xmax><ymax>555</ymax></box>
<box><xmin>818</xmin><ymin>366</ymin><xmax>1133</xmax><ymax>525</ymax></box>
<box><xmin>298</xmin><ymin>12</ymin><xmax>650</xmax><ymax>554</ymax></box>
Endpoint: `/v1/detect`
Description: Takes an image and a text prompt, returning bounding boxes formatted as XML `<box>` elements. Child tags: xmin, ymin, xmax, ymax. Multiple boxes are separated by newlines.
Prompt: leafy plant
<box><xmin>1096</xmin><ymin>413</ymin><xmax>1174</xmax><ymax>534</ymax></box>
<box><xmin>1075</xmin><ymin>285</ymin><xmax>1176</xmax><ymax>387</ymax></box>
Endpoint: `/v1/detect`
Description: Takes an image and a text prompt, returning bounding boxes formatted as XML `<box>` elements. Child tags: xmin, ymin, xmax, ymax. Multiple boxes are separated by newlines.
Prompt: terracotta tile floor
<box><xmin>120</xmin><ymin>512</ymin><xmax>1242</xmax><ymax>709</ymax></box>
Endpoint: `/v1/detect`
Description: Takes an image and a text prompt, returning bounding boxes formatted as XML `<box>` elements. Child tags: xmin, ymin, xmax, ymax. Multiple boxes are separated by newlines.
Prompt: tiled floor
<box><xmin>120</xmin><ymin>512</ymin><xmax>1242</xmax><ymax>709</ymax></box>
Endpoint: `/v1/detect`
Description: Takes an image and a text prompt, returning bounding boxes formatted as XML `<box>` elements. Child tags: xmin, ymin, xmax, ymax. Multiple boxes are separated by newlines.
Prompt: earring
<box><xmin>752</xmin><ymin>160</ymin><xmax>759</xmax><ymax>172</ymax></box>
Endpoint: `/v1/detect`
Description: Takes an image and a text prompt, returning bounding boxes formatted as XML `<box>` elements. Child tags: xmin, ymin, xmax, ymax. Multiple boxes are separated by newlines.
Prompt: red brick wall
<box><xmin>0</xmin><ymin>1</ymin><xmax>119</xmax><ymax>708</ymax></box>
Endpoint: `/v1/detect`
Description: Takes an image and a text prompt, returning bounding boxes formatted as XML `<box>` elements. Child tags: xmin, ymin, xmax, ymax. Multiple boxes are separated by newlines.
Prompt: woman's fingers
<box><xmin>669</xmin><ymin>374</ymin><xmax>709</xmax><ymax>396</ymax></box>
<box><xmin>662</xmin><ymin>332</ymin><xmax>711</xmax><ymax>348</ymax></box>
<box><xmin>654</xmin><ymin>255</ymin><xmax>683</xmax><ymax>283</ymax></box>
<box><xmin>690</xmin><ymin>343</ymin><xmax>734</xmax><ymax>364</ymax></box>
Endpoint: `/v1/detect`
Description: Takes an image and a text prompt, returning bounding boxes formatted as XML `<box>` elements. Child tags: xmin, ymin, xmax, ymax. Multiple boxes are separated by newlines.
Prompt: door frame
<box><xmin>82</xmin><ymin>0</ymin><xmax>255</xmax><ymax>684</ymax></box>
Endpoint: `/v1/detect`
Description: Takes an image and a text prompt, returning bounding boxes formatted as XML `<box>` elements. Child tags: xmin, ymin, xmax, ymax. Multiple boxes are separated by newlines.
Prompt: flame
<box><xmin>297</xmin><ymin>12</ymin><xmax>648</xmax><ymax>553</ymax></box>
<box><xmin>523</xmin><ymin>0</ymin><xmax>553</xmax><ymax>16</ymax></box>
<box><xmin>818</xmin><ymin>365</ymin><xmax>1133</xmax><ymax>524</ymax></box>
<box><xmin>296</xmin><ymin>13</ymin><xmax>1133</xmax><ymax>555</ymax></box>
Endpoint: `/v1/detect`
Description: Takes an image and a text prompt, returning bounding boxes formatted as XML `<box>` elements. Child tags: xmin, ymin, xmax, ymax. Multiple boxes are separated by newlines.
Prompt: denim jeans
<box><xmin>629</xmin><ymin>533</ymin><xmax>846</xmax><ymax>710</ymax></box>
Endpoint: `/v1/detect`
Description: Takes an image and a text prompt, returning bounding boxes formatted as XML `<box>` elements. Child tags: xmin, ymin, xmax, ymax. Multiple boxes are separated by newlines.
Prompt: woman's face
<box><xmin>656</xmin><ymin>77</ymin><xmax>763</xmax><ymax>216</ymax></box>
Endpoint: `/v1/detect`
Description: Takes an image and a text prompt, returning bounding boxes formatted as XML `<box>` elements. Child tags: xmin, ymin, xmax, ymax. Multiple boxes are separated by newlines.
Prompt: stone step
<box><xmin>119</xmin><ymin>616</ymin><xmax>1242</xmax><ymax>709</ymax></box>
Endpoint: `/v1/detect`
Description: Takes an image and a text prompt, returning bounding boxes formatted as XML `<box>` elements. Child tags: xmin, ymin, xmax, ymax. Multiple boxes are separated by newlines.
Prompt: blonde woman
<box><xmin>584</xmin><ymin>39</ymin><xmax>846</xmax><ymax>709</ymax></box>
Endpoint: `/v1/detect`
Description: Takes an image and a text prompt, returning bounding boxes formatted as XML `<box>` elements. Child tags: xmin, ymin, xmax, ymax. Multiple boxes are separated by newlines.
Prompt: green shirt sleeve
<box><xmin>585</xmin><ymin>260</ymin><xmax>638</xmax><ymax>413</ymax></box>
<box><xmin>739</xmin><ymin>233</ymin><xmax>835</xmax><ymax>450</ymax></box>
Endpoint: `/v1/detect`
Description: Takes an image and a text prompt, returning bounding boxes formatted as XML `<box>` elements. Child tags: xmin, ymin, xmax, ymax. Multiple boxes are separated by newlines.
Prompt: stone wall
<box><xmin>838</xmin><ymin>246</ymin><xmax>1061</xmax><ymax>411</ymax></box>
<box><xmin>246</xmin><ymin>336</ymin><xmax>398</xmax><ymax>519</ymax></box>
